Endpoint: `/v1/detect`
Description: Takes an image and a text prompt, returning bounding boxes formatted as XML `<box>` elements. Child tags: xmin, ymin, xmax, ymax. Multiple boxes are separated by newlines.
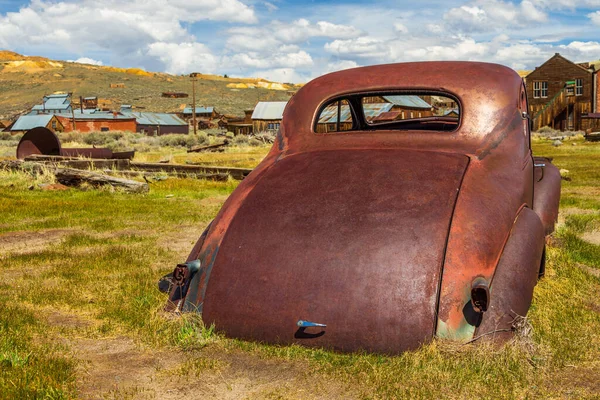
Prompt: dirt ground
<box><xmin>1</xmin><ymin>225</ymin><xmax>354</xmax><ymax>399</ymax></box>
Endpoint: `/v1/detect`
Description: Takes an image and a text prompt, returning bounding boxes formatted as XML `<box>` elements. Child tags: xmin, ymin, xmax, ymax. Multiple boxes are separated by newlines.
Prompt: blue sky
<box><xmin>1</xmin><ymin>0</ymin><xmax>600</xmax><ymax>82</ymax></box>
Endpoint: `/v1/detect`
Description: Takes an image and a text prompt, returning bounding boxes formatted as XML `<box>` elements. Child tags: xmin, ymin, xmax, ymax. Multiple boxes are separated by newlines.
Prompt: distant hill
<box><xmin>0</xmin><ymin>51</ymin><xmax>297</xmax><ymax>119</ymax></box>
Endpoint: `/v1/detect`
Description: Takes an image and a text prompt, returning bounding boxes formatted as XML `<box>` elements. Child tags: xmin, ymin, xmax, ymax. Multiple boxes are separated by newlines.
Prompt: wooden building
<box><xmin>226</xmin><ymin>109</ymin><xmax>254</xmax><ymax>135</ymax></box>
<box><xmin>162</xmin><ymin>92</ymin><xmax>189</xmax><ymax>98</ymax></box>
<box><xmin>526</xmin><ymin>53</ymin><xmax>597</xmax><ymax>131</ymax></box>
<box><xmin>251</xmin><ymin>102</ymin><xmax>287</xmax><ymax>133</ymax></box>
<box><xmin>9</xmin><ymin>114</ymin><xmax>64</xmax><ymax>133</ymax></box>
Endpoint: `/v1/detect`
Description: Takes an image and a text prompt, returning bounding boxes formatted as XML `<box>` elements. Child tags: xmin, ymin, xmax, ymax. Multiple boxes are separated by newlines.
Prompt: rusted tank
<box><xmin>16</xmin><ymin>127</ymin><xmax>135</xmax><ymax>160</ymax></box>
<box><xmin>163</xmin><ymin>62</ymin><xmax>561</xmax><ymax>354</ymax></box>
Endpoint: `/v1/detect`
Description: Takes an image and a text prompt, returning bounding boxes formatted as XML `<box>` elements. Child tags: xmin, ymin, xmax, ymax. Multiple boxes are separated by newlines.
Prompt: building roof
<box><xmin>383</xmin><ymin>95</ymin><xmax>432</xmax><ymax>109</ymax></box>
<box><xmin>182</xmin><ymin>106</ymin><xmax>214</xmax><ymax>114</ymax></box>
<box><xmin>251</xmin><ymin>102</ymin><xmax>288</xmax><ymax>120</ymax></box>
<box><xmin>443</xmin><ymin>109</ymin><xmax>459</xmax><ymax>116</ymax></box>
<box><xmin>122</xmin><ymin>111</ymin><xmax>187</xmax><ymax>126</ymax></box>
<box><xmin>55</xmin><ymin>110</ymin><xmax>135</xmax><ymax>120</ymax></box>
<box><xmin>372</xmin><ymin>111</ymin><xmax>402</xmax><ymax>122</ymax></box>
<box><xmin>318</xmin><ymin>103</ymin><xmax>393</xmax><ymax>124</ymax></box>
<box><xmin>32</xmin><ymin>93</ymin><xmax>72</xmax><ymax>112</ymax></box>
<box><xmin>11</xmin><ymin>114</ymin><xmax>54</xmax><ymax>131</ymax></box>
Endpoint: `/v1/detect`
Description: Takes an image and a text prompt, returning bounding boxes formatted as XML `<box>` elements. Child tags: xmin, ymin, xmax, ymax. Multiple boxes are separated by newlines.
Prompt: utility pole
<box><xmin>190</xmin><ymin>72</ymin><xmax>199</xmax><ymax>135</ymax></box>
<box><xmin>70</xmin><ymin>93</ymin><xmax>76</xmax><ymax>130</ymax></box>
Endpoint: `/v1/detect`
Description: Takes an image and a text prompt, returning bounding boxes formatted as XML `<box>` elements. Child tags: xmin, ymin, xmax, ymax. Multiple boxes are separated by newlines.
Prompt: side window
<box><xmin>316</xmin><ymin>99</ymin><xmax>354</xmax><ymax>133</ymax></box>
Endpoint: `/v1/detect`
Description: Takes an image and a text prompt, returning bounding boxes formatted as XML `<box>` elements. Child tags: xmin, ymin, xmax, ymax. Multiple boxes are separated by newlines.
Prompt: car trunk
<box><xmin>202</xmin><ymin>149</ymin><xmax>469</xmax><ymax>353</ymax></box>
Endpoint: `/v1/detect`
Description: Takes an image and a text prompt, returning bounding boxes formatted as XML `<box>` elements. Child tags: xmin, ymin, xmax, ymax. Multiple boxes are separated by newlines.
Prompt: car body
<box><xmin>164</xmin><ymin>61</ymin><xmax>561</xmax><ymax>354</ymax></box>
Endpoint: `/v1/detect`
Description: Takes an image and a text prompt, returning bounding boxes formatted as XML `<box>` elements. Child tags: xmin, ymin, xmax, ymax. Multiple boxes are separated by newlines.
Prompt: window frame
<box><xmin>541</xmin><ymin>81</ymin><xmax>548</xmax><ymax>98</ymax></box>
<box><xmin>533</xmin><ymin>82</ymin><xmax>540</xmax><ymax>98</ymax></box>
<box><xmin>576</xmin><ymin>78</ymin><xmax>583</xmax><ymax>96</ymax></box>
<box><xmin>312</xmin><ymin>90</ymin><xmax>462</xmax><ymax>134</ymax></box>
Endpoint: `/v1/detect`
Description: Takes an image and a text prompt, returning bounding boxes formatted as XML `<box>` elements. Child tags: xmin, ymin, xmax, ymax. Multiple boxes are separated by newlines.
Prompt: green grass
<box><xmin>0</xmin><ymin>137</ymin><xmax>599</xmax><ymax>398</ymax></box>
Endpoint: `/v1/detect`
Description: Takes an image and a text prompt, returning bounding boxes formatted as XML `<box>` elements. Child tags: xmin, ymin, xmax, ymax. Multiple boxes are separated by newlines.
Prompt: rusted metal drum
<box><xmin>16</xmin><ymin>127</ymin><xmax>61</xmax><ymax>159</ymax></box>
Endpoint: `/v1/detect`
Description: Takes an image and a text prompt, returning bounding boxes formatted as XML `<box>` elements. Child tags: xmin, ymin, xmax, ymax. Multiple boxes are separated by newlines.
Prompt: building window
<box><xmin>533</xmin><ymin>82</ymin><xmax>540</xmax><ymax>98</ymax></box>
<box><xmin>576</xmin><ymin>78</ymin><xmax>583</xmax><ymax>96</ymax></box>
<box><xmin>51</xmin><ymin>120</ymin><xmax>56</xmax><ymax>129</ymax></box>
<box><xmin>541</xmin><ymin>81</ymin><xmax>548</xmax><ymax>98</ymax></box>
<box><xmin>410</xmin><ymin>112</ymin><xmax>414</xmax><ymax>119</ymax></box>
<box><xmin>100</xmin><ymin>127</ymin><xmax>109</xmax><ymax>132</ymax></box>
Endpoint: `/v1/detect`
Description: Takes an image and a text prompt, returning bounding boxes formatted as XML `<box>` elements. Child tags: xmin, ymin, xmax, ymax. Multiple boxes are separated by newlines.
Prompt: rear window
<box><xmin>314</xmin><ymin>92</ymin><xmax>459</xmax><ymax>134</ymax></box>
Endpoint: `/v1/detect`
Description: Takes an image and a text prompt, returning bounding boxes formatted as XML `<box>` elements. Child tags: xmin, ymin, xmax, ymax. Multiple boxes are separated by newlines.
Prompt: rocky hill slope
<box><xmin>0</xmin><ymin>51</ymin><xmax>296</xmax><ymax>119</ymax></box>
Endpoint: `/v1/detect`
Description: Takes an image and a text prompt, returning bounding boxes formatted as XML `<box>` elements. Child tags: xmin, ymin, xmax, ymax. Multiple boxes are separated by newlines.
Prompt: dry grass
<box><xmin>0</xmin><ymin>137</ymin><xmax>599</xmax><ymax>398</ymax></box>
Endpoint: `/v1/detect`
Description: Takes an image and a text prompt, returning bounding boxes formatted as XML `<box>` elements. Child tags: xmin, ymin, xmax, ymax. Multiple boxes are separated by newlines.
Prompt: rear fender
<box><xmin>475</xmin><ymin>207</ymin><xmax>545</xmax><ymax>338</ymax></box>
<box><xmin>533</xmin><ymin>157</ymin><xmax>561</xmax><ymax>235</ymax></box>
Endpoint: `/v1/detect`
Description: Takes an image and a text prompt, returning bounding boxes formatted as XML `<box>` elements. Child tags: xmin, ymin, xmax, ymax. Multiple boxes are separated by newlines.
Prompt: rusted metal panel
<box><xmin>16</xmin><ymin>127</ymin><xmax>135</xmax><ymax>160</ymax></box>
<box><xmin>60</xmin><ymin>148</ymin><xmax>113</xmax><ymax>159</ymax></box>
<box><xmin>16</xmin><ymin>127</ymin><xmax>61</xmax><ymax>159</ymax></box>
<box><xmin>167</xmin><ymin>62</ymin><xmax>561</xmax><ymax>353</ymax></box>
<box><xmin>202</xmin><ymin>150</ymin><xmax>468</xmax><ymax>353</ymax></box>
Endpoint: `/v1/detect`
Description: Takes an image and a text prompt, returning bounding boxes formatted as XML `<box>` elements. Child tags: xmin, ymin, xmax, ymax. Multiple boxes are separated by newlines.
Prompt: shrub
<box><xmin>232</xmin><ymin>135</ymin><xmax>249</xmax><ymax>146</ymax></box>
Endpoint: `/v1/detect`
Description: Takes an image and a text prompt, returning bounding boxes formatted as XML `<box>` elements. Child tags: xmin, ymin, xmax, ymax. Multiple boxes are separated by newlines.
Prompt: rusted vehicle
<box><xmin>162</xmin><ymin>62</ymin><xmax>561</xmax><ymax>354</ymax></box>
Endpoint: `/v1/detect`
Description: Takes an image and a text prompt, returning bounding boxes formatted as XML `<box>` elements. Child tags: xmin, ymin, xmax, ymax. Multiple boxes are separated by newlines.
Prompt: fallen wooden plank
<box><xmin>187</xmin><ymin>140</ymin><xmax>229</xmax><ymax>153</ymax></box>
<box><xmin>130</xmin><ymin>162</ymin><xmax>252</xmax><ymax>180</ymax></box>
<box><xmin>101</xmin><ymin>169</ymin><xmax>230</xmax><ymax>181</ymax></box>
<box><xmin>14</xmin><ymin>157</ymin><xmax>253</xmax><ymax>180</ymax></box>
<box><xmin>54</xmin><ymin>168</ymin><xmax>148</xmax><ymax>193</ymax></box>
<box><xmin>1</xmin><ymin>160</ymin><xmax>148</xmax><ymax>193</ymax></box>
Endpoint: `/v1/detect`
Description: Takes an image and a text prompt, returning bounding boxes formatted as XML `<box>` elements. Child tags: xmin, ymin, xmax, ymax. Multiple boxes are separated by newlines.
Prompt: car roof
<box><xmin>281</xmin><ymin>61</ymin><xmax>523</xmax><ymax>158</ymax></box>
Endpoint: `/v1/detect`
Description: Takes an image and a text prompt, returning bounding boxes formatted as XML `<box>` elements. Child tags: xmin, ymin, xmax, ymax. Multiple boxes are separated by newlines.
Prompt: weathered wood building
<box><xmin>251</xmin><ymin>102</ymin><xmax>287</xmax><ymax>133</ymax></box>
<box><xmin>526</xmin><ymin>53</ymin><xmax>599</xmax><ymax>131</ymax></box>
<box><xmin>9</xmin><ymin>114</ymin><xmax>64</xmax><ymax>133</ymax></box>
<box><xmin>226</xmin><ymin>110</ymin><xmax>254</xmax><ymax>135</ymax></box>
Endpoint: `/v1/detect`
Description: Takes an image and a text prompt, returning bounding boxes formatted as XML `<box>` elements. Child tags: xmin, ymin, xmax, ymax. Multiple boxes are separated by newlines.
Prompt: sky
<box><xmin>1</xmin><ymin>0</ymin><xmax>600</xmax><ymax>83</ymax></box>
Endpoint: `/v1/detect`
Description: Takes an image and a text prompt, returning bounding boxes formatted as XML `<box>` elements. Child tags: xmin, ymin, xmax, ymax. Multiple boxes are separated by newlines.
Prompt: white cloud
<box><xmin>227</xmin><ymin>50</ymin><xmax>313</xmax><ymax>69</ymax></box>
<box><xmin>393</xmin><ymin>22</ymin><xmax>408</xmax><ymax>34</ymax></box>
<box><xmin>589</xmin><ymin>11</ymin><xmax>600</xmax><ymax>25</ymax></box>
<box><xmin>0</xmin><ymin>0</ymin><xmax>256</xmax><ymax>57</ymax></box>
<box><xmin>147</xmin><ymin>42</ymin><xmax>219</xmax><ymax>74</ymax></box>
<box><xmin>560</xmin><ymin>41</ymin><xmax>600</xmax><ymax>53</ymax></box>
<box><xmin>443</xmin><ymin>0</ymin><xmax>547</xmax><ymax>33</ymax></box>
<box><xmin>324</xmin><ymin>60</ymin><xmax>359</xmax><ymax>73</ymax></box>
<box><xmin>324</xmin><ymin>37</ymin><xmax>389</xmax><ymax>58</ymax></box>
<box><xmin>532</xmin><ymin>0</ymin><xmax>600</xmax><ymax>9</ymax></box>
<box><xmin>253</xmin><ymin>68</ymin><xmax>309</xmax><ymax>83</ymax></box>
<box><xmin>70</xmin><ymin>57</ymin><xmax>103</xmax><ymax>66</ymax></box>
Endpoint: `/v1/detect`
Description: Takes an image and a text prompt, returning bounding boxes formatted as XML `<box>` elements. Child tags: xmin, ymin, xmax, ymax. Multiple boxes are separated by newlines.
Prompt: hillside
<box><xmin>0</xmin><ymin>51</ymin><xmax>296</xmax><ymax>119</ymax></box>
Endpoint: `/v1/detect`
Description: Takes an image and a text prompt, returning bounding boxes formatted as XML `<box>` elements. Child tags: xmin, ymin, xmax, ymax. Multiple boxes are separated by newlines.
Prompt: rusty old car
<box><xmin>162</xmin><ymin>61</ymin><xmax>561</xmax><ymax>354</ymax></box>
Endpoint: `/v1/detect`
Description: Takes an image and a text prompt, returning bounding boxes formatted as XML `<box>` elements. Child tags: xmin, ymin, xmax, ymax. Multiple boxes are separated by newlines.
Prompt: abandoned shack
<box><xmin>121</xmin><ymin>110</ymin><xmax>189</xmax><ymax>135</ymax></box>
<box><xmin>31</xmin><ymin>93</ymin><xmax>72</xmax><ymax>114</ymax></box>
<box><xmin>180</xmin><ymin>106</ymin><xmax>217</xmax><ymax>120</ymax></box>
<box><xmin>226</xmin><ymin>109</ymin><xmax>254</xmax><ymax>135</ymax></box>
<box><xmin>251</xmin><ymin>102</ymin><xmax>287</xmax><ymax>133</ymax></box>
<box><xmin>162</xmin><ymin>92</ymin><xmax>189</xmax><ymax>98</ymax></box>
<box><xmin>9</xmin><ymin>114</ymin><xmax>64</xmax><ymax>133</ymax></box>
<box><xmin>526</xmin><ymin>53</ymin><xmax>600</xmax><ymax>131</ymax></box>
<box><xmin>55</xmin><ymin>111</ymin><xmax>136</xmax><ymax>133</ymax></box>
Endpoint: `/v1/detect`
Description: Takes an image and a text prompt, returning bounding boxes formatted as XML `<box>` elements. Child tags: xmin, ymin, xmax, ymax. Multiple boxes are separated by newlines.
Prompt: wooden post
<box><xmin>190</xmin><ymin>73</ymin><xmax>198</xmax><ymax>135</ymax></box>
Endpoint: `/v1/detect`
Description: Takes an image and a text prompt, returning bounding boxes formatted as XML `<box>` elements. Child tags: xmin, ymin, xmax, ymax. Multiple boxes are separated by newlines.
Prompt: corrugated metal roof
<box><xmin>318</xmin><ymin>103</ymin><xmax>393</xmax><ymax>124</ymax></box>
<box><xmin>11</xmin><ymin>114</ymin><xmax>53</xmax><ymax>131</ymax></box>
<box><xmin>122</xmin><ymin>111</ymin><xmax>187</xmax><ymax>126</ymax></box>
<box><xmin>55</xmin><ymin>111</ymin><xmax>135</xmax><ymax>120</ymax></box>
<box><xmin>45</xmin><ymin>94</ymin><xmax>69</xmax><ymax>99</ymax></box>
<box><xmin>251</xmin><ymin>101</ymin><xmax>287</xmax><ymax>120</ymax></box>
<box><xmin>182</xmin><ymin>106</ymin><xmax>214</xmax><ymax>114</ymax></box>
<box><xmin>383</xmin><ymin>95</ymin><xmax>431</xmax><ymax>109</ymax></box>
